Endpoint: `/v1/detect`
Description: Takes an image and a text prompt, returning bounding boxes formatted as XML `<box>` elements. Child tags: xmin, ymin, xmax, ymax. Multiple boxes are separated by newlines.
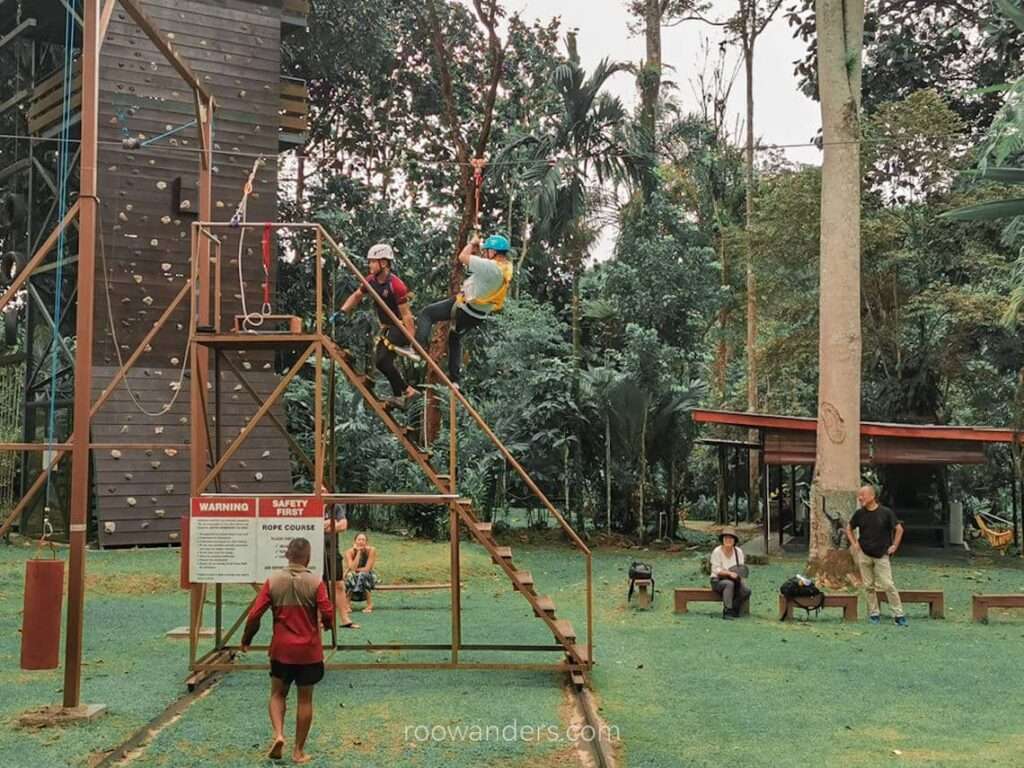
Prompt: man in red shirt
<box><xmin>242</xmin><ymin>538</ymin><xmax>334</xmax><ymax>763</ymax></box>
<box><xmin>340</xmin><ymin>243</ymin><xmax>419</xmax><ymax>408</ymax></box>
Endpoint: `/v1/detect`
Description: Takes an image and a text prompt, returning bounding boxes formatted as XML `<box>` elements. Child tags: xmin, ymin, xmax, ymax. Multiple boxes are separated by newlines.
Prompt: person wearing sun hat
<box><xmin>709</xmin><ymin>526</ymin><xmax>751</xmax><ymax>619</ymax></box>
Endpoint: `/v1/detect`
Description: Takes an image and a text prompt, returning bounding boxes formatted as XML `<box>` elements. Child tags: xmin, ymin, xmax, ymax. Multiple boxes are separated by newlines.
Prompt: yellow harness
<box><xmin>456</xmin><ymin>258</ymin><xmax>513</xmax><ymax>316</ymax></box>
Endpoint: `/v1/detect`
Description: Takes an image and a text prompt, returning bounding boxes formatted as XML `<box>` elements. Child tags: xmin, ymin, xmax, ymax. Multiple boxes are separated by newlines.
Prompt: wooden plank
<box><xmin>29</xmin><ymin>93</ymin><xmax>83</xmax><ymax>134</ymax></box>
<box><xmin>280</xmin><ymin>115</ymin><xmax>308</xmax><ymax>132</ymax></box>
<box><xmin>28</xmin><ymin>76</ymin><xmax>83</xmax><ymax>119</ymax></box>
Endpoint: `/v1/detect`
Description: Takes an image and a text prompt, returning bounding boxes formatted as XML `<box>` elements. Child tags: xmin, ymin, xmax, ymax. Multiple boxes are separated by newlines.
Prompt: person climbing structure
<box><xmin>340</xmin><ymin>243</ymin><xmax>419</xmax><ymax>408</ymax></box>
<box><xmin>414</xmin><ymin>233</ymin><xmax>513</xmax><ymax>388</ymax></box>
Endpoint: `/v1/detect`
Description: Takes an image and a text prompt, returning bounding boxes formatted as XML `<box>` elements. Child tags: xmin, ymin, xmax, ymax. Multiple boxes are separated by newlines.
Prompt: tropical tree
<box><xmin>809</xmin><ymin>0</ymin><xmax>866</xmax><ymax>584</ymax></box>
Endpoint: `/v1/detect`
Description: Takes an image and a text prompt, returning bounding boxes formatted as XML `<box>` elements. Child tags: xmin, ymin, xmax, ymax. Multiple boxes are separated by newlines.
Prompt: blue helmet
<box><xmin>482</xmin><ymin>234</ymin><xmax>510</xmax><ymax>253</ymax></box>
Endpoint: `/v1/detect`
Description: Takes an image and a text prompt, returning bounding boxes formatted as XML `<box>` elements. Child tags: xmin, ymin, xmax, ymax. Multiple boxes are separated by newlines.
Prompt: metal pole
<box><xmin>62</xmin><ymin>0</ymin><xmax>100</xmax><ymax>710</ymax></box>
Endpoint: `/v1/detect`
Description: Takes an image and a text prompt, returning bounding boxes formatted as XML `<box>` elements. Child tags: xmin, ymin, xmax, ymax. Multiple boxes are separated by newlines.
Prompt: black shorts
<box><xmin>270</xmin><ymin>660</ymin><xmax>324</xmax><ymax>688</ymax></box>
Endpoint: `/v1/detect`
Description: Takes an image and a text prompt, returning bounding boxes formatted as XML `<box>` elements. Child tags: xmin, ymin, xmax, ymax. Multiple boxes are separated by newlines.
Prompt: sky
<box><xmin>492</xmin><ymin>0</ymin><xmax>824</xmax><ymax>258</ymax></box>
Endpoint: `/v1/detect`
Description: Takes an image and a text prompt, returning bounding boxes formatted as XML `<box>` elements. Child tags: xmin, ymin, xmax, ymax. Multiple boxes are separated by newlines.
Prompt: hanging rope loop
<box><xmin>471</xmin><ymin>157</ymin><xmax>487</xmax><ymax>232</ymax></box>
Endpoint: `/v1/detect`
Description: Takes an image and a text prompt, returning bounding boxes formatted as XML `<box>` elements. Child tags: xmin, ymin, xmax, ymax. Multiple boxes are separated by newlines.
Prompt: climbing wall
<box><xmin>92</xmin><ymin>0</ymin><xmax>293</xmax><ymax>547</ymax></box>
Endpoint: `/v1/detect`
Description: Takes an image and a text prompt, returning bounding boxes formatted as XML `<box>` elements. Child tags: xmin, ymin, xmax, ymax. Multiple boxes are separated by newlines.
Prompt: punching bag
<box><xmin>20</xmin><ymin>559</ymin><xmax>65</xmax><ymax>670</ymax></box>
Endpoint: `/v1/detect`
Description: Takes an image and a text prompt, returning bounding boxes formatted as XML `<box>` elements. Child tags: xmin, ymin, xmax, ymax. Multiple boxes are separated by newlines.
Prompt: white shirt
<box><xmin>710</xmin><ymin>545</ymin><xmax>745</xmax><ymax>578</ymax></box>
<box><xmin>461</xmin><ymin>255</ymin><xmax>505</xmax><ymax>312</ymax></box>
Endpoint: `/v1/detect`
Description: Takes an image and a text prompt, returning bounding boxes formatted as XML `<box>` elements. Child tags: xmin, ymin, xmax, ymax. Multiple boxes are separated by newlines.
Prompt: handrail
<box><xmin>195</xmin><ymin>221</ymin><xmax>590</xmax><ymax>554</ymax></box>
<box><xmin>195</xmin><ymin>220</ymin><xmax>593</xmax><ymax>666</ymax></box>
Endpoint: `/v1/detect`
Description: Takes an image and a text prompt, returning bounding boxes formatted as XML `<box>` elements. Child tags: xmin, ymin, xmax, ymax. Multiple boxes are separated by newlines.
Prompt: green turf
<box><xmin>2</xmin><ymin>537</ymin><xmax>1023</xmax><ymax>767</ymax></box>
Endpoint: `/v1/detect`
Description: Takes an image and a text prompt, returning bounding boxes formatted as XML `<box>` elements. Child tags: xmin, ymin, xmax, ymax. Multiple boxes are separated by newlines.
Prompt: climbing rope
<box><xmin>231</xmin><ymin>157</ymin><xmax>271</xmax><ymax>329</ymax></box>
<box><xmin>98</xmin><ymin>204</ymin><xmax>190</xmax><ymax>418</ymax></box>
<box><xmin>42</xmin><ymin>0</ymin><xmax>77</xmax><ymax>505</ymax></box>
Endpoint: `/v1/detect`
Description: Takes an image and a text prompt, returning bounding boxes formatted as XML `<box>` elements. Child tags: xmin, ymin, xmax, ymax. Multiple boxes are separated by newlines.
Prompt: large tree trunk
<box><xmin>743</xmin><ymin>23</ymin><xmax>760</xmax><ymax>523</ymax></box>
<box><xmin>640</xmin><ymin>0</ymin><xmax>662</xmax><ymax>198</ymax></box>
<box><xmin>808</xmin><ymin>0</ymin><xmax>865</xmax><ymax>587</ymax></box>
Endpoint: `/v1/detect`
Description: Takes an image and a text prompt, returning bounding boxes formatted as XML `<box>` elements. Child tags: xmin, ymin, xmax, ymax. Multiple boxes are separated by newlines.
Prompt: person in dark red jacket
<box><xmin>242</xmin><ymin>538</ymin><xmax>334</xmax><ymax>763</ymax></box>
<box><xmin>340</xmin><ymin>243</ymin><xmax>420</xmax><ymax>408</ymax></box>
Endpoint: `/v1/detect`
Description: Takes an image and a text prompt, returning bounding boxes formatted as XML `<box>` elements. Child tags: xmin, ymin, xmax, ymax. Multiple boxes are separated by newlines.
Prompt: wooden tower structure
<box><xmin>0</xmin><ymin>0</ymin><xmax>309</xmax><ymax>545</ymax></box>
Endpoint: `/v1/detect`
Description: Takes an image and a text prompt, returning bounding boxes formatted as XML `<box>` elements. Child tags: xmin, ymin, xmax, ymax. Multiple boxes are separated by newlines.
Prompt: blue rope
<box><xmin>140</xmin><ymin>119</ymin><xmax>197</xmax><ymax>147</ymax></box>
<box><xmin>44</xmin><ymin>0</ymin><xmax>78</xmax><ymax>502</ymax></box>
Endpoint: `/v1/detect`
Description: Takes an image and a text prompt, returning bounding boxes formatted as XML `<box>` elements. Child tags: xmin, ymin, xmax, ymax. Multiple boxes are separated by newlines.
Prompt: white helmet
<box><xmin>367</xmin><ymin>243</ymin><xmax>395</xmax><ymax>263</ymax></box>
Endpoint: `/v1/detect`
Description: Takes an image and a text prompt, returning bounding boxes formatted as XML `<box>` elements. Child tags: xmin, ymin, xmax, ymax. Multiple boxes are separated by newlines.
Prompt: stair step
<box><xmin>512</xmin><ymin>570</ymin><xmax>534</xmax><ymax>592</ymax></box>
<box><xmin>552</xmin><ymin>619</ymin><xmax>576</xmax><ymax>642</ymax></box>
<box><xmin>472</xmin><ymin>522</ymin><xmax>493</xmax><ymax>534</ymax></box>
<box><xmin>492</xmin><ymin>546</ymin><xmax>513</xmax><ymax>563</ymax></box>
<box><xmin>533</xmin><ymin>595</ymin><xmax>555</xmax><ymax>616</ymax></box>
<box><xmin>567</xmin><ymin>644</ymin><xmax>590</xmax><ymax>665</ymax></box>
<box><xmin>570</xmin><ymin>671</ymin><xmax>586</xmax><ymax>688</ymax></box>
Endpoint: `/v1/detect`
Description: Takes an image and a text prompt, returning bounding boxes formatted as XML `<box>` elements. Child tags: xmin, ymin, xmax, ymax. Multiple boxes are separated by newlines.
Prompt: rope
<box><xmin>98</xmin><ymin>205</ymin><xmax>190</xmax><ymax>418</ymax></box>
<box><xmin>43</xmin><ymin>0</ymin><xmax>77</xmax><ymax>505</ymax></box>
<box><xmin>232</xmin><ymin>157</ymin><xmax>271</xmax><ymax>329</ymax></box>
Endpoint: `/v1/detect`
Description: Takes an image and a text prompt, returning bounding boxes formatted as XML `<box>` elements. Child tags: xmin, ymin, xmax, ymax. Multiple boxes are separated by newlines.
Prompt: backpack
<box><xmin>627</xmin><ymin>561</ymin><xmax>654</xmax><ymax>603</ymax></box>
<box><xmin>779</xmin><ymin>575</ymin><xmax>825</xmax><ymax>618</ymax></box>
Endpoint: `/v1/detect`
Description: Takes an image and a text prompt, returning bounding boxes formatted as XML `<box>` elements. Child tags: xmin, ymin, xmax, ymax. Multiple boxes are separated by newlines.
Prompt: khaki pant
<box><xmin>858</xmin><ymin>552</ymin><xmax>904</xmax><ymax>617</ymax></box>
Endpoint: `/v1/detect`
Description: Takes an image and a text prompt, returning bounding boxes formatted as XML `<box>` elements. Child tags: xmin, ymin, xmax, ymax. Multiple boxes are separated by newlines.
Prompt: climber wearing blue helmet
<box><xmin>414</xmin><ymin>233</ymin><xmax>514</xmax><ymax>387</ymax></box>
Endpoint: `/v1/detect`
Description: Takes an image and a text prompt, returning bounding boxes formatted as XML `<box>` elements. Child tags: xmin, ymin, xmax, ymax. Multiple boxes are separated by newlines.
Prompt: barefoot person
<box><xmin>846</xmin><ymin>485</ymin><xmax>908</xmax><ymax>627</ymax></box>
<box><xmin>344</xmin><ymin>532</ymin><xmax>379</xmax><ymax>614</ymax></box>
<box><xmin>323</xmin><ymin>503</ymin><xmax>358</xmax><ymax>629</ymax></box>
<box><xmin>709</xmin><ymin>527</ymin><xmax>751</xmax><ymax>620</ymax></box>
<box><xmin>414</xmin><ymin>234</ymin><xmax>513</xmax><ymax>388</ymax></box>
<box><xmin>242</xmin><ymin>538</ymin><xmax>333</xmax><ymax>763</ymax></box>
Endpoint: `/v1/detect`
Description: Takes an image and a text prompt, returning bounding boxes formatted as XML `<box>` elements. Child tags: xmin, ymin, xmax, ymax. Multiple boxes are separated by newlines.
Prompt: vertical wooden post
<box><xmin>450</xmin><ymin>502</ymin><xmax>461</xmax><ymax>664</ymax></box>
<box><xmin>314</xmin><ymin>343</ymin><xmax>323</xmax><ymax>493</ymax></box>
<box><xmin>716</xmin><ymin>445</ymin><xmax>727</xmax><ymax>525</ymax></box>
<box><xmin>449</xmin><ymin>390</ymin><xmax>457</xmax><ymax>494</ymax></box>
<box><xmin>214</xmin><ymin>584</ymin><xmax>222</xmax><ymax>649</ymax></box>
<box><xmin>315</xmin><ymin>229</ymin><xmax>323</xmax><ymax>335</ymax></box>
<box><xmin>62</xmin><ymin>0</ymin><xmax>100</xmax><ymax>710</ymax></box>
<box><xmin>188</xmin><ymin>95</ymin><xmax>214</xmax><ymax>670</ymax></box>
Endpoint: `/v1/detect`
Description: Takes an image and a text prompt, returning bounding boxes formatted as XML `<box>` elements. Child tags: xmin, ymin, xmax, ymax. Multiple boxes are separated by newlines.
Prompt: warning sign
<box><xmin>256</xmin><ymin>496</ymin><xmax>324</xmax><ymax>579</ymax></box>
<box><xmin>189</xmin><ymin>496</ymin><xmax>324</xmax><ymax>583</ymax></box>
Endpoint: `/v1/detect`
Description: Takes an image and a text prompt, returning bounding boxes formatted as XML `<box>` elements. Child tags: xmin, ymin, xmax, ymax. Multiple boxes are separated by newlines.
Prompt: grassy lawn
<box><xmin>2</xmin><ymin>535</ymin><xmax>1023</xmax><ymax>767</ymax></box>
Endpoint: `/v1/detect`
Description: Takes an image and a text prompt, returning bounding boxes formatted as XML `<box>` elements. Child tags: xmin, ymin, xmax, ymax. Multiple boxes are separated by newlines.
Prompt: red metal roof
<box><xmin>692</xmin><ymin>409</ymin><xmax>1022</xmax><ymax>444</ymax></box>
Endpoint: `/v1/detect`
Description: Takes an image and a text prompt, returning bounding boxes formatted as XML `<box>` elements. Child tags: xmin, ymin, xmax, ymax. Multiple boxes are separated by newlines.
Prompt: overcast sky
<box><xmin>492</xmin><ymin>0</ymin><xmax>823</xmax><ymax>258</ymax></box>
<box><xmin>509</xmin><ymin>0</ymin><xmax>822</xmax><ymax>164</ymax></box>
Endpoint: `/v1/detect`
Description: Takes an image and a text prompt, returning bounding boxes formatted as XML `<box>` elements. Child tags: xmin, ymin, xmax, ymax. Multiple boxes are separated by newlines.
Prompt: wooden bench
<box><xmin>972</xmin><ymin>594</ymin><xmax>1024</xmax><ymax>623</ymax></box>
<box><xmin>779</xmin><ymin>593</ymin><xmax>858</xmax><ymax>622</ymax></box>
<box><xmin>673</xmin><ymin>588</ymin><xmax>750</xmax><ymax>616</ymax></box>
<box><xmin>631</xmin><ymin>579</ymin><xmax>653</xmax><ymax>609</ymax></box>
<box><xmin>876</xmin><ymin>589</ymin><xmax>945</xmax><ymax>618</ymax></box>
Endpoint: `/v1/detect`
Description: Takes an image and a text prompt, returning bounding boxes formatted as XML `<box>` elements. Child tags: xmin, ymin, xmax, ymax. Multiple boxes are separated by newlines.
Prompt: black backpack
<box><xmin>627</xmin><ymin>561</ymin><xmax>654</xmax><ymax>603</ymax></box>
<box><xmin>779</xmin><ymin>576</ymin><xmax>825</xmax><ymax>618</ymax></box>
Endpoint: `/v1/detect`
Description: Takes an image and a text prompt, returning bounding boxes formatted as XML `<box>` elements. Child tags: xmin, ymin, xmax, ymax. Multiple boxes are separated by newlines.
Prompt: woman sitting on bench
<box><xmin>710</xmin><ymin>527</ymin><xmax>751</xmax><ymax>620</ymax></box>
<box><xmin>344</xmin><ymin>533</ymin><xmax>379</xmax><ymax>614</ymax></box>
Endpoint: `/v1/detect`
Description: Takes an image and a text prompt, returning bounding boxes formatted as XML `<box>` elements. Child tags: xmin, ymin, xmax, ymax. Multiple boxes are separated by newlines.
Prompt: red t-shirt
<box><xmin>242</xmin><ymin>564</ymin><xmax>334</xmax><ymax>664</ymax></box>
<box><xmin>366</xmin><ymin>273</ymin><xmax>408</xmax><ymax>327</ymax></box>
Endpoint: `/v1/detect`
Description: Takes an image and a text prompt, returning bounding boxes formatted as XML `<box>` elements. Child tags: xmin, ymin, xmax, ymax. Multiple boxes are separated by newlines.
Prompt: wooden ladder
<box><xmin>321</xmin><ymin>336</ymin><xmax>589</xmax><ymax>671</ymax></box>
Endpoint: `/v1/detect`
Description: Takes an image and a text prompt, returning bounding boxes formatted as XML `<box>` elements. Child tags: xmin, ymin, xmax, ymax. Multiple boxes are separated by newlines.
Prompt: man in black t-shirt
<box><xmin>845</xmin><ymin>485</ymin><xmax>907</xmax><ymax>626</ymax></box>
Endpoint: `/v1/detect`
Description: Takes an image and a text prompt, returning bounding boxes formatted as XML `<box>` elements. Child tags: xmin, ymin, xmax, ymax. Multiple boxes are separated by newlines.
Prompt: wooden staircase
<box><xmin>321</xmin><ymin>336</ymin><xmax>590</xmax><ymax>673</ymax></box>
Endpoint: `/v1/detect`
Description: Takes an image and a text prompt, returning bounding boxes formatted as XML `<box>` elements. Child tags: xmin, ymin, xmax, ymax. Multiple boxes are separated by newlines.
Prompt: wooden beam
<box><xmin>0</xmin><ymin>455</ymin><xmax>66</xmax><ymax>538</ymax></box>
<box><xmin>91</xmin><ymin>279</ymin><xmax>192</xmax><ymax>417</ymax></box>
<box><xmin>219</xmin><ymin>352</ymin><xmax>320</xmax><ymax>483</ymax></box>
<box><xmin>99</xmin><ymin>0</ymin><xmax>118</xmax><ymax>43</ymax></box>
<box><xmin>0</xmin><ymin>201</ymin><xmax>80</xmax><ymax>315</ymax></box>
<box><xmin>116</xmin><ymin>0</ymin><xmax>211</xmax><ymax>102</ymax></box>
<box><xmin>196</xmin><ymin>343</ymin><xmax>315</xmax><ymax>494</ymax></box>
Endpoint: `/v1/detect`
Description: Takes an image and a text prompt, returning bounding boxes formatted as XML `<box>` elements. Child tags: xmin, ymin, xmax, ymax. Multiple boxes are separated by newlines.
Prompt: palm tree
<box><xmin>498</xmin><ymin>32</ymin><xmax>650</xmax><ymax>522</ymax></box>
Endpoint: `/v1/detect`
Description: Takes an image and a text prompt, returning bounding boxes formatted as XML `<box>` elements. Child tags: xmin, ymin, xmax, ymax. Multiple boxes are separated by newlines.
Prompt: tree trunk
<box><xmin>640</xmin><ymin>0</ymin><xmax>662</xmax><ymax>198</ymax></box>
<box><xmin>808</xmin><ymin>0</ymin><xmax>866</xmax><ymax>586</ymax></box>
<box><xmin>743</xmin><ymin>16</ymin><xmax>760</xmax><ymax>522</ymax></box>
<box><xmin>638</xmin><ymin>409</ymin><xmax>648</xmax><ymax>543</ymax></box>
<box><xmin>605</xmin><ymin>413</ymin><xmax>612</xmax><ymax>532</ymax></box>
